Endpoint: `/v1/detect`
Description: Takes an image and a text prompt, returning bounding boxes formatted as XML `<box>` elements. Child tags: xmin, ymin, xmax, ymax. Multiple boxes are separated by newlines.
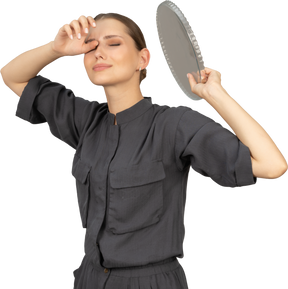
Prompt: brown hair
<box><xmin>94</xmin><ymin>13</ymin><xmax>147</xmax><ymax>84</ymax></box>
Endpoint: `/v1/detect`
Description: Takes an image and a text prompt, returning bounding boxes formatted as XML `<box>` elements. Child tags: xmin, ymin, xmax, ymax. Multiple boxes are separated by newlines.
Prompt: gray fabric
<box><xmin>74</xmin><ymin>235</ymin><xmax>188</xmax><ymax>289</ymax></box>
<box><xmin>16</xmin><ymin>75</ymin><xmax>257</xmax><ymax>288</ymax></box>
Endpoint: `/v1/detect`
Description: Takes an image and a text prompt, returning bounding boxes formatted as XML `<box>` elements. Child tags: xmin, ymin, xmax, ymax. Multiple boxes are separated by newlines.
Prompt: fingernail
<box><xmin>187</xmin><ymin>73</ymin><xmax>189</xmax><ymax>78</ymax></box>
<box><xmin>93</xmin><ymin>22</ymin><xmax>96</xmax><ymax>27</ymax></box>
<box><xmin>70</xmin><ymin>35</ymin><xmax>73</xmax><ymax>40</ymax></box>
<box><xmin>78</xmin><ymin>33</ymin><xmax>81</xmax><ymax>39</ymax></box>
<box><xmin>85</xmin><ymin>28</ymin><xmax>88</xmax><ymax>33</ymax></box>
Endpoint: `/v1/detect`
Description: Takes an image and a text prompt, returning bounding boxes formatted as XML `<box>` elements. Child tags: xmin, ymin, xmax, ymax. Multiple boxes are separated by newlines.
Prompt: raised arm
<box><xmin>0</xmin><ymin>15</ymin><xmax>98</xmax><ymax>97</ymax></box>
<box><xmin>1</xmin><ymin>42</ymin><xmax>62</xmax><ymax>96</ymax></box>
<box><xmin>189</xmin><ymin>66</ymin><xmax>288</xmax><ymax>181</ymax></box>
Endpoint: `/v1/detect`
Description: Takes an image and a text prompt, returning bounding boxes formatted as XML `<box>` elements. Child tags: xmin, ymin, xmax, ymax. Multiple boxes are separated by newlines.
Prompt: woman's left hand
<box><xmin>187</xmin><ymin>67</ymin><xmax>224</xmax><ymax>100</ymax></box>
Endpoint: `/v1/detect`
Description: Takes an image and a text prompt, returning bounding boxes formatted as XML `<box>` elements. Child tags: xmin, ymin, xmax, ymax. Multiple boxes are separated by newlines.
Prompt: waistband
<box><xmin>108</xmin><ymin>257</ymin><xmax>179</xmax><ymax>277</ymax></box>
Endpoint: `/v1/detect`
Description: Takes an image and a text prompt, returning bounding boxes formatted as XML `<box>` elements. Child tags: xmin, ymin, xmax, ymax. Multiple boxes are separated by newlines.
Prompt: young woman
<box><xmin>1</xmin><ymin>13</ymin><xmax>287</xmax><ymax>289</ymax></box>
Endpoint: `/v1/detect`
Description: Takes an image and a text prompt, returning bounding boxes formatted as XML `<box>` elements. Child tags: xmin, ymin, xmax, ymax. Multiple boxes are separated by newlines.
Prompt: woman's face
<box><xmin>84</xmin><ymin>18</ymin><xmax>143</xmax><ymax>87</ymax></box>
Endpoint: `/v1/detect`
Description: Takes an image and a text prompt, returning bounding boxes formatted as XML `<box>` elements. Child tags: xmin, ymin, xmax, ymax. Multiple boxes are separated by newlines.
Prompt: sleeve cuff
<box><xmin>12</xmin><ymin>75</ymin><xmax>47</xmax><ymax>124</ymax></box>
<box><xmin>235</xmin><ymin>141</ymin><xmax>260</xmax><ymax>189</ymax></box>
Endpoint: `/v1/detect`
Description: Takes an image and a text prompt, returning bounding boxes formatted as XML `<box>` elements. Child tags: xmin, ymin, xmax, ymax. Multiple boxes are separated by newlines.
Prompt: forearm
<box><xmin>204</xmin><ymin>84</ymin><xmax>268</xmax><ymax>132</ymax></box>
<box><xmin>1</xmin><ymin>41</ymin><xmax>62</xmax><ymax>84</ymax></box>
<box><xmin>206</xmin><ymin>86</ymin><xmax>287</xmax><ymax>178</ymax></box>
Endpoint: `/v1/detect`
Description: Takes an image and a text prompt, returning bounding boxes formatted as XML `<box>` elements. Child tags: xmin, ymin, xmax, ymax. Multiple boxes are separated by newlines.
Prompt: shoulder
<box><xmin>152</xmin><ymin>99</ymin><xmax>215</xmax><ymax>125</ymax></box>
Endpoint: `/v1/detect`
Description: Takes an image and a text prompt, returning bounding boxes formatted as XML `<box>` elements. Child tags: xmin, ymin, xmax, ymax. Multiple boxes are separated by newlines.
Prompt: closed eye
<box><xmin>85</xmin><ymin>44</ymin><xmax>120</xmax><ymax>54</ymax></box>
<box><xmin>85</xmin><ymin>38</ymin><xmax>120</xmax><ymax>45</ymax></box>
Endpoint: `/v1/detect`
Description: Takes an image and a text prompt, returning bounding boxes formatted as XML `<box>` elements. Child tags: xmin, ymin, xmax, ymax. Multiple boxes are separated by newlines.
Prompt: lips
<box><xmin>93</xmin><ymin>64</ymin><xmax>112</xmax><ymax>70</ymax></box>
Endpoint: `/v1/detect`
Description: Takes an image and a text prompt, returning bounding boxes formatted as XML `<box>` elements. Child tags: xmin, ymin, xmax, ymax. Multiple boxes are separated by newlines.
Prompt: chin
<box><xmin>88</xmin><ymin>80</ymin><xmax>107</xmax><ymax>89</ymax></box>
<box><xmin>88</xmin><ymin>76</ymin><xmax>113</xmax><ymax>87</ymax></box>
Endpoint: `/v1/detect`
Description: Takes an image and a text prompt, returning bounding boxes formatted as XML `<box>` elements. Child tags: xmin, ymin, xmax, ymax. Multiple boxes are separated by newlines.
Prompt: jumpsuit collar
<box><xmin>106</xmin><ymin>97</ymin><xmax>152</xmax><ymax>125</ymax></box>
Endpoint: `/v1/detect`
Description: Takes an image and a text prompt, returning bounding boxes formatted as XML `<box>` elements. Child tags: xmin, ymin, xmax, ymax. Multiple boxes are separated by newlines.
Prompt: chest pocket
<box><xmin>108</xmin><ymin>160</ymin><xmax>166</xmax><ymax>235</ymax></box>
<box><xmin>72</xmin><ymin>154</ymin><xmax>92</xmax><ymax>228</ymax></box>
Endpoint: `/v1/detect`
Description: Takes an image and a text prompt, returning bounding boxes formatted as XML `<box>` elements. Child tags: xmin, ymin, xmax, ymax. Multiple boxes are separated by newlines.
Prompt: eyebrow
<box><xmin>85</xmin><ymin>35</ymin><xmax>123</xmax><ymax>43</ymax></box>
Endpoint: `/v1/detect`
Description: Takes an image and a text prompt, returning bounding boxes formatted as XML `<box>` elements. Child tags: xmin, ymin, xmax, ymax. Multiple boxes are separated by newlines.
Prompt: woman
<box><xmin>1</xmin><ymin>13</ymin><xmax>287</xmax><ymax>289</ymax></box>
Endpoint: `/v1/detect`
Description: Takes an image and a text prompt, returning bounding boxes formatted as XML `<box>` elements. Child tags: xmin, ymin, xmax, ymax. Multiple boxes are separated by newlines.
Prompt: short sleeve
<box><xmin>15</xmin><ymin>75</ymin><xmax>96</xmax><ymax>149</ymax></box>
<box><xmin>174</xmin><ymin>108</ymin><xmax>257</xmax><ymax>187</ymax></box>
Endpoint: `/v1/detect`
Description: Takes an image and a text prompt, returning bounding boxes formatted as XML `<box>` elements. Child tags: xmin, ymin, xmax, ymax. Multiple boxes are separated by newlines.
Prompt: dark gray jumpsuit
<box><xmin>15</xmin><ymin>75</ymin><xmax>256</xmax><ymax>289</ymax></box>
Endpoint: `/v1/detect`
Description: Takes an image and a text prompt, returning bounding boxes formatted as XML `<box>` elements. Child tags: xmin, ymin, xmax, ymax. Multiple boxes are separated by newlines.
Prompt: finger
<box><xmin>75</xmin><ymin>12</ymin><xmax>96</xmax><ymax>29</ymax></box>
<box><xmin>200</xmin><ymin>69</ymin><xmax>207</xmax><ymax>79</ymax></box>
<box><xmin>197</xmin><ymin>70</ymin><xmax>203</xmax><ymax>77</ymax></box>
<box><xmin>79</xmin><ymin>16</ymin><xmax>96</xmax><ymax>34</ymax></box>
<box><xmin>78</xmin><ymin>16</ymin><xmax>88</xmax><ymax>34</ymax></box>
<box><xmin>201</xmin><ymin>76</ymin><xmax>207</xmax><ymax>83</ymax></box>
<box><xmin>85</xmin><ymin>41</ymin><xmax>98</xmax><ymax>53</ymax></box>
<box><xmin>187</xmin><ymin>73</ymin><xmax>200</xmax><ymax>95</ymax></box>
<box><xmin>70</xmin><ymin>20</ymin><xmax>82</xmax><ymax>40</ymax></box>
<box><xmin>187</xmin><ymin>73</ymin><xmax>197</xmax><ymax>87</ymax></box>
<box><xmin>205</xmin><ymin>68</ymin><xmax>214</xmax><ymax>78</ymax></box>
<box><xmin>192</xmin><ymin>71</ymin><xmax>201</xmax><ymax>83</ymax></box>
<box><xmin>63</xmin><ymin>24</ymin><xmax>73</xmax><ymax>40</ymax></box>
<box><xmin>87</xmin><ymin>16</ymin><xmax>97</xmax><ymax>28</ymax></box>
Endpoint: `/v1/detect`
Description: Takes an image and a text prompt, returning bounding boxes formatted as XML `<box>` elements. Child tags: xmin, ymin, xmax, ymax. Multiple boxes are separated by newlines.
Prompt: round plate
<box><xmin>153</xmin><ymin>0</ymin><xmax>207</xmax><ymax>104</ymax></box>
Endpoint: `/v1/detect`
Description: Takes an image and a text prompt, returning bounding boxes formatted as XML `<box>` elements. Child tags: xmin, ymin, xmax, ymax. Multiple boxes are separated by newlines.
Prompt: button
<box><xmin>104</xmin><ymin>268</ymin><xmax>109</xmax><ymax>273</ymax></box>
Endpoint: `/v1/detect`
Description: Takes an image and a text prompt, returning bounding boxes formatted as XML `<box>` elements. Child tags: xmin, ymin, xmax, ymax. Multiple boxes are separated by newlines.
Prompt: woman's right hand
<box><xmin>51</xmin><ymin>15</ymin><xmax>98</xmax><ymax>57</ymax></box>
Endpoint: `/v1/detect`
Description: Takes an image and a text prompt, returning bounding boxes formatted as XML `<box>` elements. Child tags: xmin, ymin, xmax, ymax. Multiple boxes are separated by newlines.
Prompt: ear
<box><xmin>147</xmin><ymin>46</ymin><xmax>153</xmax><ymax>69</ymax></box>
<box><xmin>139</xmin><ymin>48</ymin><xmax>150</xmax><ymax>70</ymax></box>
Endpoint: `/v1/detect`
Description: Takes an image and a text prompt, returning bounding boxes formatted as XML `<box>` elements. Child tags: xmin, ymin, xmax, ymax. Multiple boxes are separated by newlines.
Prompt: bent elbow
<box><xmin>267</xmin><ymin>161</ymin><xmax>288</xmax><ymax>179</ymax></box>
<box><xmin>253</xmin><ymin>158</ymin><xmax>288</xmax><ymax>179</ymax></box>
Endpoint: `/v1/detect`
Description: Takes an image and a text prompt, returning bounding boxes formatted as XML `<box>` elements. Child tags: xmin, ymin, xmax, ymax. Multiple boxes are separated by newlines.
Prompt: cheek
<box><xmin>112</xmin><ymin>46</ymin><xmax>130</xmax><ymax>61</ymax></box>
<box><xmin>113</xmin><ymin>50</ymin><xmax>137</xmax><ymax>69</ymax></box>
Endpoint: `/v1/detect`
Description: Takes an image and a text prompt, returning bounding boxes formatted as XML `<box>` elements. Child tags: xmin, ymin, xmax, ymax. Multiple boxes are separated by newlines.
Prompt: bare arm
<box><xmin>0</xmin><ymin>42</ymin><xmax>62</xmax><ymax>96</ymax></box>
<box><xmin>207</xmin><ymin>85</ymin><xmax>288</xmax><ymax>181</ymax></box>
<box><xmin>0</xmin><ymin>12</ymin><xmax>97</xmax><ymax>98</ymax></box>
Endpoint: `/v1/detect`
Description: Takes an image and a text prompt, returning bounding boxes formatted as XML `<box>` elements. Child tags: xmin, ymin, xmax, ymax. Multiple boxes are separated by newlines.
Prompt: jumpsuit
<box><xmin>15</xmin><ymin>75</ymin><xmax>257</xmax><ymax>289</ymax></box>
